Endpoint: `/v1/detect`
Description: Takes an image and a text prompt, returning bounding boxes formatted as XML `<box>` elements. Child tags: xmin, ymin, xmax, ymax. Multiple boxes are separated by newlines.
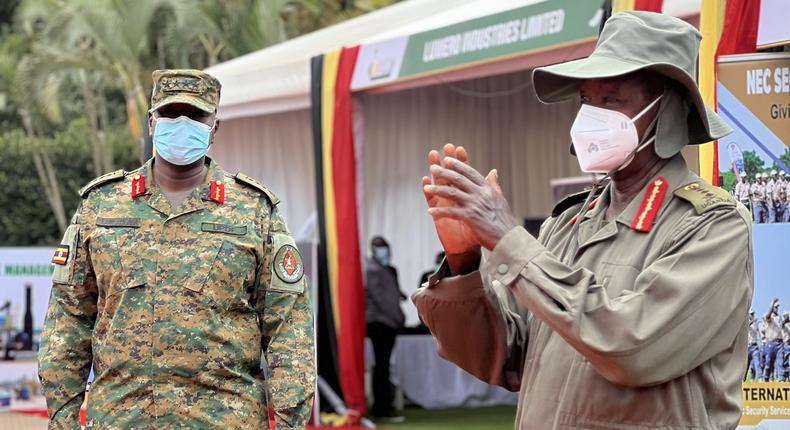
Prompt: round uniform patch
<box><xmin>274</xmin><ymin>245</ymin><xmax>304</xmax><ymax>284</ymax></box>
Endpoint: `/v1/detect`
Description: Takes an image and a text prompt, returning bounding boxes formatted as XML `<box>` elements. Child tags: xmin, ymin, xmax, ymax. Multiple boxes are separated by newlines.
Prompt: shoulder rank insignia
<box><xmin>210</xmin><ymin>179</ymin><xmax>225</xmax><ymax>204</ymax></box>
<box><xmin>52</xmin><ymin>245</ymin><xmax>70</xmax><ymax>265</ymax></box>
<box><xmin>674</xmin><ymin>181</ymin><xmax>735</xmax><ymax>215</ymax></box>
<box><xmin>234</xmin><ymin>172</ymin><xmax>280</xmax><ymax>205</ymax></box>
<box><xmin>79</xmin><ymin>169</ymin><xmax>126</xmax><ymax>198</ymax></box>
<box><xmin>631</xmin><ymin>177</ymin><xmax>669</xmax><ymax>233</ymax></box>
<box><xmin>131</xmin><ymin>174</ymin><xmax>146</xmax><ymax>199</ymax></box>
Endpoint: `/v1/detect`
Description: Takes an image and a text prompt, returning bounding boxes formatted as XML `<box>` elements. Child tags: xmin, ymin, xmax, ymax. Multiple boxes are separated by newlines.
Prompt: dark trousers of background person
<box><xmin>368</xmin><ymin>322</ymin><xmax>398</xmax><ymax>417</ymax></box>
<box><xmin>763</xmin><ymin>339</ymin><xmax>783</xmax><ymax>381</ymax></box>
<box><xmin>746</xmin><ymin>343</ymin><xmax>762</xmax><ymax>380</ymax></box>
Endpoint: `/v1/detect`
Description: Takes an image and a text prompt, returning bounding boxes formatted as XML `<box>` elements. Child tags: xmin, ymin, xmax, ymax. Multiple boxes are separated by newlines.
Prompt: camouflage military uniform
<box><xmin>39</xmin><ymin>158</ymin><xmax>315</xmax><ymax>427</ymax></box>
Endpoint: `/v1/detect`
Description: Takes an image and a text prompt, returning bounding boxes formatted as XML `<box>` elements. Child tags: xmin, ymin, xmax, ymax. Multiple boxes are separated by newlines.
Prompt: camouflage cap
<box><xmin>150</xmin><ymin>69</ymin><xmax>221</xmax><ymax>113</ymax></box>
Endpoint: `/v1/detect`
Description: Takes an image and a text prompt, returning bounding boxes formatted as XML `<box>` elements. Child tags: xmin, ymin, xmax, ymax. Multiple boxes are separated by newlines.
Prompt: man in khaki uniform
<box><xmin>751</xmin><ymin>173</ymin><xmax>766</xmax><ymax>223</ymax></box>
<box><xmin>734</xmin><ymin>171</ymin><xmax>750</xmax><ymax>211</ymax></box>
<box><xmin>763</xmin><ymin>299</ymin><xmax>783</xmax><ymax>381</ymax></box>
<box><xmin>783</xmin><ymin>172</ymin><xmax>790</xmax><ymax>222</ymax></box>
<box><xmin>414</xmin><ymin>12</ymin><xmax>752</xmax><ymax>429</ymax></box>
<box><xmin>766</xmin><ymin>171</ymin><xmax>777</xmax><ymax>222</ymax></box>
<box><xmin>747</xmin><ymin>310</ymin><xmax>763</xmax><ymax>381</ymax></box>
<box><xmin>39</xmin><ymin>70</ymin><xmax>315</xmax><ymax>429</ymax></box>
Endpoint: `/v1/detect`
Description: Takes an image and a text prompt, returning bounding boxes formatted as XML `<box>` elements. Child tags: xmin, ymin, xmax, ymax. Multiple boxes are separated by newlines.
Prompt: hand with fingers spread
<box><xmin>422</xmin><ymin>144</ymin><xmax>519</xmax><ymax>273</ymax></box>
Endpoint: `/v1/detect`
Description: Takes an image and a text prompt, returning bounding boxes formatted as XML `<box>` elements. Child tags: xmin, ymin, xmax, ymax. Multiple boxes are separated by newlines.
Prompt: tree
<box><xmin>742</xmin><ymin>150</ymin><xmax>765</xmax><ymax>178</ymax></box>
<box><xmin>0</xmin><ymin>120</ymin><xmax>139</xmax><ymax>245</ymax></box>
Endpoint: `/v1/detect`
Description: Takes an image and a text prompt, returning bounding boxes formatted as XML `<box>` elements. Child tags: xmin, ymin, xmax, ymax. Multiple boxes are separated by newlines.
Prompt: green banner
<box><xmin>399</xmin><ymin>0</ymin><xmax>603</xmax><ymax>78</ymax></box>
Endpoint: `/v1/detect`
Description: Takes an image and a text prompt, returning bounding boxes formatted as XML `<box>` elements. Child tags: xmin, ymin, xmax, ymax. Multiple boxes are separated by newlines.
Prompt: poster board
<box><xmin>718</xmin><ymin>53</ymin><xmax>790</xmax><ymax>429</ymax></box>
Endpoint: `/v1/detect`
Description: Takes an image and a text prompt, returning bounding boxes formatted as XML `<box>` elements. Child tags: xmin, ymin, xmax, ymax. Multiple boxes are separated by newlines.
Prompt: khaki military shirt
<box><xmin>39</xmin><ymin>158</ymin><xmax>315</xmax><ymax>429</ymax></box>
<box><xmin>772</xmin><ymin>180</ymin><xmax>784</xmax><ymax>201</ymax></box>
<box><xmin>764</xmin><ymin>313</ymin><xmax>782</xmax><ymax>341</ymax></box>
<box><xmin>748</xmin><ymin>320</ymin><xmax>761</xmax><ymax>346</ymax></box>
<box><xmin>413</xmin><ymin>154</ymin><xmax>753</xmax><ymax>429</ymax></box>
<box><xmin>739</xmin><ymin>181</ymin><xmax>751</xmax><ymax>203</ymax></box>
<box><xmin>751</xmin><ymin>183</ymin><xmax>764</xmax><ymax>202</ymax></box>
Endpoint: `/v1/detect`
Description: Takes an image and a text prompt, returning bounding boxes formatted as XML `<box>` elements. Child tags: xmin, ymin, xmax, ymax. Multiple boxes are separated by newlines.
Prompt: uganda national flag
<box><xmin>310</xmin><ymin>46</ymin><xmax>366</xmax><ymax>419</ymax></box>
<box><xmin>52</xmin><ymin>245</ymin><xmax>70</xmax><ymax>265</ymax></box>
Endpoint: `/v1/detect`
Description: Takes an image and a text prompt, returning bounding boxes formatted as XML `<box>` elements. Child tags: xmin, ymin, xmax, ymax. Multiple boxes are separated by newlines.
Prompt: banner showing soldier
<box><xmin>717</xmin><ymin>53</ymin><xmax>790</xmax><ymax>224</ymax></box>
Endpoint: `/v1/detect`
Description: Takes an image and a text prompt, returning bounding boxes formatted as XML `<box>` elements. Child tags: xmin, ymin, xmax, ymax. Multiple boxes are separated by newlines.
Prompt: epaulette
<box><xmin>78</xmin><ymin>169</ymin><xmax>126</xmax><ymax>198</ymax></box>
<box><xmin>234</xmin><ymin>172</ymin><xmax>280</xmax><ymax>206</ymax></box>
<box><xmin>551</xmin><ymin>187</ymin><xmax>604</xmax><ymax>217</ymax></box>
<box><xmin>674</xmin><ymin>182</ymin><xmax>735</xmax><ymax>215</ymax></box>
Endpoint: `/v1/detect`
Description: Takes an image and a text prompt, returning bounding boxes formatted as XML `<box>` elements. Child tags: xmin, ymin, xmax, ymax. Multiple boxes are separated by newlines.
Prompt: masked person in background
<box><xmin>365</xmin><ymin>236</ymin><xmax>406</xmax><ymax>422</ymax></box>
<box><xmin>39</xmin><ymin>69</ymin><xmax>315</xmax><ymax>429</ymax></box>
<box><xmin>414</xmin><ymin>12</ymin><xmax>752</xmax><ymax>429</ymax></box>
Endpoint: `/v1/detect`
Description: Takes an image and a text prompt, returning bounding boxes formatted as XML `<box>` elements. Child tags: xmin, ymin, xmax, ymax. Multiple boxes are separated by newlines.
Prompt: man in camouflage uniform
<box><xmin>39</xmin><ymin>69</ymin><xmax>315</xmax><ymax>429</ymax></box>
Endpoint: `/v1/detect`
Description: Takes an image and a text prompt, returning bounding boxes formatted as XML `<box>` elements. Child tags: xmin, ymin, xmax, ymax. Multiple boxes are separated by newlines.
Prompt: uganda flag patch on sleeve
<box><xmin>52</xmin><ymin>245</ymin><xmax>70</xmax><ymax>265</ymax></box>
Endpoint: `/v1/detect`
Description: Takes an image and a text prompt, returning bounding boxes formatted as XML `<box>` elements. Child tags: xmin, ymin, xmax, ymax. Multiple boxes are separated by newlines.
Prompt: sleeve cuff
<box><xmin>413</xmin><ymin>259</ymin><xmax>487</xmax><ymax>302</ymax></box>
<box><xmin>481</xmin><ymin>226</ymin><xmax>545</xmax><ymax>286</ymax></box>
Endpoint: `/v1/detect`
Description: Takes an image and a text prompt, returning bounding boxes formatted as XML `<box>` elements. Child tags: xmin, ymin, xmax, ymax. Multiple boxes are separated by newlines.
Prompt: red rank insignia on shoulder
<box><xmin>131</xmin><ymin>174</ymin><xmax>146</xmax><ymax>199</ymax></box>
<box><xmin>630</xmin><ymin>177</ymin><xmax>668</xmax><ymax>233</ymax></box>
<box><xmin>52</xmin><ymin>245</ymin><xmax>69</xmax><ymax>265</ymax></box>
<box><xmin>210</xmin><ymin>179</ymin><xmax>225</xmax><ymax>204</ymax></box>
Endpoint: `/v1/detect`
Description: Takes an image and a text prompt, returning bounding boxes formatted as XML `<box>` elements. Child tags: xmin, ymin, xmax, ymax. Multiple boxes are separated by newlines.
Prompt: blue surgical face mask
<box><xmin>153</xmin><ymin>115</ymin><xmax>214</xmax><ymax>165</ymax></box>
<box><xmin>373</xmin><ymin>246</ymin><xmax>390</xmax><ymax>266</ymax></box>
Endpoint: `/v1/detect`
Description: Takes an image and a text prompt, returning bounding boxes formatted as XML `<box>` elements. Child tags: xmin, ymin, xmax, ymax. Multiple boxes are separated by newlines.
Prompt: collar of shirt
<box><xmin>135</xmin><ymin>156</ymin><xmax>226</xmax><ymax>220</ymax></box>
<box><xmin>579</xmin><ymin>154</ymin><xmax>697</xmax><ymax>230</ymax></box>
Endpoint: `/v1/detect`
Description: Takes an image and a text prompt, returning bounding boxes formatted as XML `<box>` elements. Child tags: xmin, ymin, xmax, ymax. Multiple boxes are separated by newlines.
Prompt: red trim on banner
<box><xmin>634</xmin><ymin>0</ymin><xmax>663</xmax><ymax>13</ymax></box>
<box><xmin>331</xmin><ymin>45</ymin><xmax>366</xmax><ymax>416</ymax></box>
<box><xmin>712</xmin><ymin>0</ymin><xmax>760</xmax><ymax>186</ymax></box>
<box><xmin>717</xmin><ymin>0</ymin><xmax>760</xmax><ymax>56</ymax></box>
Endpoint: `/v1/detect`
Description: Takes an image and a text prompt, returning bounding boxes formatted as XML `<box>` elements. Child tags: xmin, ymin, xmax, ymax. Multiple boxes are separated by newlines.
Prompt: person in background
<box><xmin>766</xmin><ymin>170</ymin><xmax>777</xmax><ymax>223</ymax></box>
<box><xmin>782</xmin><ymin>311</ymin><xmax>790</xmax><ymax>382</ymax></box>
<box><xmin>763</xmin><ymin>298</ymin><xmax>783</xmax><ymax>381</ymax></box>
<box><xmin>746</xmin><ymin>309</ymin><xmax>762</xmax><ymax>381</ymax></box>
<box><xmin>365</xmin><ymin>236</ymin><xmax>406</xmax><ymax>422</ymax></box>
<box><xmin>751</xmin><ymin>173</ymin><xmax>766</xmax><ymax>223</ymax></box>
<box><xmin>734</xmin><ymin>171</ymin><xmax>751</xmax><ymax>212</ymax></box>
<box><xmin>784</xmin><ymin>172</ymin><xmax>790</xmax><ymax>223</ymax></box>
<box><xmin>775</xmin><ymin>171</ymin><xmax>787</xmax><ymax>222</ymax></box>
<box><xmin>419</xmin><ymin>252</ymin><xmax>446</xmax><ymax>287</ymax></box>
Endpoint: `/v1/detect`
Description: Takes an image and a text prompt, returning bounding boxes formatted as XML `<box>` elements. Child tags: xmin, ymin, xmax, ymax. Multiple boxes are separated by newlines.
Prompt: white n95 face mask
<box><xmin>569</xmin><ymin>96</ymin><xmax>661</xmax><ymax>173</ymax></box>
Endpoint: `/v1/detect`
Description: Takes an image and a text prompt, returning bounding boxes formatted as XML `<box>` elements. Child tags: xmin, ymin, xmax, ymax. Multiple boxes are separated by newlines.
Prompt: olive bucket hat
<box><xmin>532</xmin><ymin>11</ymin><xmax>732</xmax><ymax>158</ymax></box>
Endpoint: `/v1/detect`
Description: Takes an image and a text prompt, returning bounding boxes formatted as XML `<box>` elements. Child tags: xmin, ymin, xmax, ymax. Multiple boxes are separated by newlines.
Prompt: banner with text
<box><xmin>351</xmin><ymin>0</ymin><xmax>604</xmax><ymax>90</ymax></box>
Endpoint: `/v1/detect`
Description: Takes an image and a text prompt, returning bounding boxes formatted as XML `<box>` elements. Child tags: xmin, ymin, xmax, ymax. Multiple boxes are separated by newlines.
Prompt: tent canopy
<box><xmin>206</xmin><ymin>0</ymin><xmax>700</xmax><ymax>120</ymax></box>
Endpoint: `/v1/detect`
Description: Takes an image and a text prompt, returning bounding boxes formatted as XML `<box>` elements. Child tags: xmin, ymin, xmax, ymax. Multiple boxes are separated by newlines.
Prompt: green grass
<box><xmin>377</xmin><ymin>406</ymin><xmax>516</xmax><ymax>430</ymax></box>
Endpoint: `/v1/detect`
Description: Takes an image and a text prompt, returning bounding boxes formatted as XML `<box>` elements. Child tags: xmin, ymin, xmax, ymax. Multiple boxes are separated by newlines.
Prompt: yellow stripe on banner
<box><xmin>321</xmin><ymin>49</ymin><xmax>342</xmax><ymax>334</ymax></box>
<box><xmin>612</xmin><ymin>0</ymin><xmax>636</xmax><ymax>13</ymax></box>
<box><xmin>698</xmin><ymin>0</ymin><xmax>726</xmax><ymax>183</ymax></box>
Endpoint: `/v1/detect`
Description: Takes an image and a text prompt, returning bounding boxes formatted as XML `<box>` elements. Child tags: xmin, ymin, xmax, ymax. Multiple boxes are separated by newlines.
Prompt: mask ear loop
<box><xmin>605</xmin><ymin>96</ymin><xmax>663</xmax><ymax>175</ymax></box>
<box><xmin>559</xmin><ymin>181</ymin><xmax>601</xmax><ymax>265</ymax></box>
